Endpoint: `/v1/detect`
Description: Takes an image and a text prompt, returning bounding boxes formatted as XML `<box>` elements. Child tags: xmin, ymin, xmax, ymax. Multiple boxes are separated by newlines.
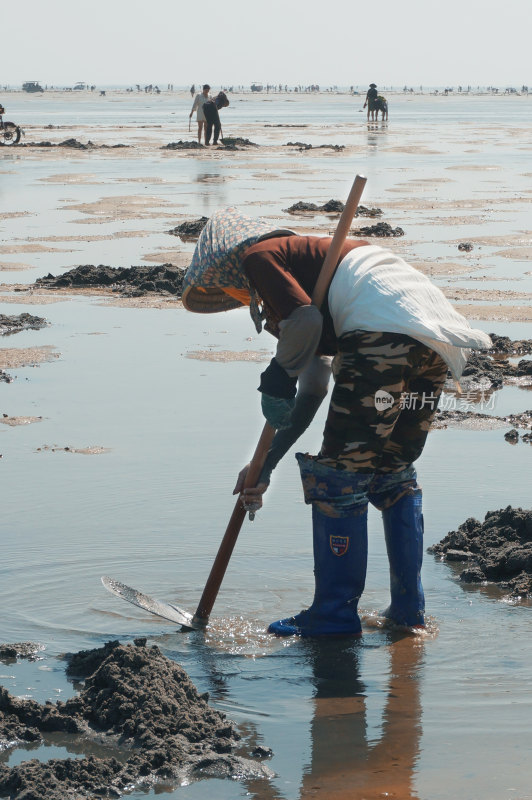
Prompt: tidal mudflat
<box><xmin>1</xmin><ymin>89</ymin><xmax>531</xmax><ymax>800</ymax></box>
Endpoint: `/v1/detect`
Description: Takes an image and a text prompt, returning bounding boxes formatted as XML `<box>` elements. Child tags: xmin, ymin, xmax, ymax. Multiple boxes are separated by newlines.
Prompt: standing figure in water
<box><xmin>363</xmin><ymin>83</ymin><xmax>379</xmax><ymax>120</ymax></box>
<box><xmin>182</xmin><ymin>208</ymin><xmax>492</xmax><ymax>637</ymax></box>
<box><xmin>189</xmin><ymin>84</ymin><xmax>211</xmax><ymax>144</ymax></box>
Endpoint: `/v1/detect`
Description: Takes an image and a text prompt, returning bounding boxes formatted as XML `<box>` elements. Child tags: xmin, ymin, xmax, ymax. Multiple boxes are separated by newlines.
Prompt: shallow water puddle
<box><xmin>2</xmin><ymin>735</ymin><xmax>128</xmax><ymax>769</ymax></box>
<box><xmin>2</xmin><ymin>93</ymin><xmax>532</xmax><ymax>799</ymax></box>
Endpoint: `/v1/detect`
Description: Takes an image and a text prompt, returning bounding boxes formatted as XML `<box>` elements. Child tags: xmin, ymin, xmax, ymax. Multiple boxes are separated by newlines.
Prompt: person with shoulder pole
<box><xmin>181</xmin><ymin>182</ymin><xmax>492</xmax><ymax>637</ymax></box>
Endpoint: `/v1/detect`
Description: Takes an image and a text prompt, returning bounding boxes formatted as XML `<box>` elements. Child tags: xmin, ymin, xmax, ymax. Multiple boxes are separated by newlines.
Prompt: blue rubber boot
<box><xmin>381</xmin><ymin>487</ymin><xmax>425</xmax><ymax>628</ymax></box>
<box><xmin>268</xmin><ymin>455</ymin><xmax>371</xmax><ymax>637</ymax></box>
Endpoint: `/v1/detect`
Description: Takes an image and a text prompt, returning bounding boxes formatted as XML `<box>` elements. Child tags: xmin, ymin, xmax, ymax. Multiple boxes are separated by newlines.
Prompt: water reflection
<box><xmin>194</xmin><ymin>164</ymin><xmax>229</xmax><ymax>212</ymax></box>
<box><xmin>366</xmin><ymin>122</ymin><xmax>388</xmax><ymax>152</ymax></box>
<box><xmin>300</xmin><ymin>636</ymin><xmax>423</xmax><ymax>799</ymax></box>
<box><xmin>2</xmin><ymin>730</ymin><xmax>130</xmax><ymax>768</ymax></box>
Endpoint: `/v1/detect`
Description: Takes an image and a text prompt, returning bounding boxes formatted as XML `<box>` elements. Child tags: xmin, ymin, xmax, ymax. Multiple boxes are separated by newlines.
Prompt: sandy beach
<box><xmin>1</xmin><ymin>88</ymin><xmax>532</xmax><ymax>800</ymax></box>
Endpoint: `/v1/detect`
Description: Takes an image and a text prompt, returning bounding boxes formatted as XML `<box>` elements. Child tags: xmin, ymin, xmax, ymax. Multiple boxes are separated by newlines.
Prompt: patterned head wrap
<box><xmin>182</xmin><ymin>207</ymin><xmax>295</xmax><ymax>332</ymax></box>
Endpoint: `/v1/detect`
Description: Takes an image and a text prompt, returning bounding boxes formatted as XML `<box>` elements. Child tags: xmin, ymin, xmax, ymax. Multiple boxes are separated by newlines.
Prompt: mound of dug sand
<box><xmin>0</xmin><ymin>642</ymin><xmax>44</xmax><ymax>661</ymax></box>
<box><xmin>488</xmin><ymin>334</ymin><xmax>532</xmax><ymax>356</ymax></box>
<box><xmin>443</xmin><ymin>335</ymin><xmax>532</xmax><ymax>391</ymax></box>
<box><xmin>167</xmin><ymin>217</ymin><xmax>208</xmax><ymax>241</ymax></box>
<box><xmin>454</xmin><ymin>352</ymin><xmax>532</xmax><ymax>390</ymax></box>
<box><xmin>35</xmin><ymin>264</ymin><xmax>186</xmax><ymax>297</ymax></box>
<box><xmin>428</xmin><ymin>506</ymin><xmax>532</xmax><ymax>598</ymax></box>
<box><xmin>25</xmin><ymin>139</ymin><xmax>128</xmax><ymax>150</ymax></box>
<box><xmin>284</xmin><ymin>200</ymin><xmax>382</xmax><ymax>216</ymax></box>
<box><xmin>0</xmin><ymin>313</ymin><xmax>47</xmax><ymax>335</ymax></box>
<box><xmin>351</xmin><ymin>222</ymin><xmax>404</xmax><ymax>237</ymax></box>
<box><xmin>0</xmin><ymin>640</ymin><xmax>273</xmax><ymax>799</ymax></box>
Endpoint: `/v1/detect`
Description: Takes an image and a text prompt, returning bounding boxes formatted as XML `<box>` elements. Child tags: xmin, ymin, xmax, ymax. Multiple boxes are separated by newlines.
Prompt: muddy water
<box><xmin>1</xmin><ymin>91</ymin><xmax>532</xmax><ymax>799</ymax></box>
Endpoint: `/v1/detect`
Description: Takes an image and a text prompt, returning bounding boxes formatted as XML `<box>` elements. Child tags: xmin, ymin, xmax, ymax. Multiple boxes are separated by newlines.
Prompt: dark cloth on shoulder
<box><xmin>203</xmin><ymin>100</ymin><xmax>220</xmax><ymax>124</ymax></box>
<box><xmin>241</xmin><ymin>235</ymin><xmax>368</xmax><ymax>355</ymax></box>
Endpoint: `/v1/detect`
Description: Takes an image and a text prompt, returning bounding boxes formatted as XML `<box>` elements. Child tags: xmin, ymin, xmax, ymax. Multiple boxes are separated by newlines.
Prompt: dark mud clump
<box><xmin>0</xmin><ymin>640</ymin><xmax>273</xmax><ymax>799</ymax></box>
<box><xmin>504</xmin><ymin>428</ymin><xmax>520</xmax><ymax>443</ymax></box>
<box><xmin>433</xmin><ymin>408</ymin><xmax>532</xmax><ymax>433</ymax></box>
<box><xmin>0</xmin><ymin>642</ymin><xmax>44</xmax><ymax>662</ymax></box>
<box><xmin>317</xmin><ymin>143</ymin><xmax>344</xmax><ymax>150</ymax></box>
<box><xmin>0</xmin><ymin>314</ymin><xmax>48</xmax><ymax>336</ymax></box>
<box><xmin>168</xmin><ymin>217</ymin><xmax>208</xmax><ymax>241</ymax></box>
<box><xmin>220</xmin><ymin>137</ymin><xmax>258</xmax><ymax>147</ymax></box>
<box><xmin>285</xmin><ymin>201</ymin><xmax>320</xmax><ymax>213</ymax></box>
<box><xmin>433</xmin><ymin>408</ymin><xmax>532</xmax><ymax>446</ymax></box>
<box><xmin>285</xmin><ymin>143</ymin><xmax>344</xmax><ymax>151</ymax></box>
<box><xmin>441</xmin><ymin>335</ymin><xmax>532</xmax><ymax>392</ymax></box>
<box><xmin>285</xmin><ymin>199</ymin><xmax>355</xmax><ymax>214</ymax></box>
<box><xmin>319</xmin><ymin>199</ymin><xmax>345</xmax><ymax>213</ymax></box>
<box><xmin>35</xmin><ymin>264</ymin><xmax>185</xmax><ymax>297</ymax></box>
<box><xmin>513</xmin><ymin>359</ymin><xmax>532</xmax><ymax>377</ymax></box>
<box><xmin>285</xmin><ymin>141</ymin><xmax>312</xmax><ymax>150</ymax></box>
<box><xmin>428</xmin><ymin>506</ymin><xmax>532</xmax><ymax>598</ymax></box>
<box><xmin>317</xmin><ymin>200</ymin><xmax>382</xmax><ymax>216</ymax></box>
<box><xmin>351</xmin><ymin>221</ymin><xmax>404</xmax><ymax>237</ymax></box>
<box><xmin>57</xmin><ymin>139</ymin><xmax>128</xmax><ymax>150</ymax></box>
<box><xmin>162</xmin><ymin>138</ymin><xmax>257</xmax><ymax>151</ymax></box>
<box><xmin>487</xmin><ymin>334</ymin><xmax>532</xmax><ymax>356</ymax></box>
<box><xmin>457</xmin><ymin>351</ymin><xmax>532</xmax><ymax>391</ymax></box>
<box><xmin>162</xmin><ymin>140</ymin><xmax>205</xmax><ymax>150</ymax></box>
<box><xmin>0</xmin><ymin>316</ymin><xmax>48</xmax><ymax>384</ymax></box>
<box><xmin>504</xmin><ymin>411</ymin><xmax>532</xmax><ymax>430</ymax></box>
<box><xmin>357</xmin><ymin>205</ymin><xmax>384</xmax><ymax>218</ymax></box>
<box><xmin>459</xmin><ymin>352</ymin><xmax>506</xmax><ymax>389</ymax></box>
<box><xmin>432</xmin><ymin>409</ymin><xmax>504</xmax><ymax>431</ymax></box>
<box><xmin>504</xmin><ymin>428</ymin><xmax>532</xmax><ymax>445</ymax></box>
<box><xmin>24</xmin><ymin>139</ymin><xmax>128</xmax><ymax>150</ymax></box>
<box><xmin>285</xmin><ymin>200</ymin><xmax>384</xmax><ymax>216</ymax></box>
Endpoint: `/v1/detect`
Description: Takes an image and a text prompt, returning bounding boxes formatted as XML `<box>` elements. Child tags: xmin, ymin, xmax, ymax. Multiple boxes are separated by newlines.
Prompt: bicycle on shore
<box><xmin>0</xmin><ymin>105</ymin><xmax>23</xmax><ymax>145</ymax></box>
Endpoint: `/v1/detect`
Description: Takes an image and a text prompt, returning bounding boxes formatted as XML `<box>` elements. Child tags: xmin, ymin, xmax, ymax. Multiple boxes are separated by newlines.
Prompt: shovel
<box><xmin>103</xmin><ymin>174</ymin><xmax>367</xmax><ymax>630</ymax></box>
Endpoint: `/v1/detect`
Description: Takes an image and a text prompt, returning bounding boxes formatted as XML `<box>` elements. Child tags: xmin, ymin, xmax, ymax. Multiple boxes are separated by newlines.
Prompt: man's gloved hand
<box><xmin>261</xmin><ymin>393</ymin><xmax>296</xmax><ymax>430</ymax></box>
<box><xmin>233</xmin><ymin>463</ymin><xmax>269</xmax><ymax>518</ymax></box>
<box><xmin>258</xmin><ymin>358</ymin><xmax>297</xmax><ymax>429</ymax></box>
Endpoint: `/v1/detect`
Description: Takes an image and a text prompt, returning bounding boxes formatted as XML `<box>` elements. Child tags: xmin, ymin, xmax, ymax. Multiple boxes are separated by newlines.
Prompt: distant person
<box><xmin>190</xmin><ymin>84</ymin><xmax>195</xmax><ymax>98</ymax></box>
<box><xmin>375</xmin><ymin>95</ymin><xmax>388</xmax><ymax>121</ymax></box>
<box><xmin>189</xmin><ymin>84</ymin><xmax>211</xmax><ymax>144</ymax></box>
<box><xmin>203</xmin><ymin>91</ymin><xmax>230</xmax><ymax>145</ymax></box>
<box><xmin>363</xmin><ymin>83</ymin><xmax>378</xmax><ymax>121</ymax></box>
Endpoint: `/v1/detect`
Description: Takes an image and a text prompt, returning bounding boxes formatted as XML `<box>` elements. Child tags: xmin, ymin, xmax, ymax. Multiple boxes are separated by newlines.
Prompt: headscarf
<box><xmin>215</xmin><ymin>91</ymin><xmax>229</xmax><ymax>109</ymax></box>
<box><xmin>181</xmin><ymin>207</ymin><xmax>295</xmax><ymax>332</ymax></box>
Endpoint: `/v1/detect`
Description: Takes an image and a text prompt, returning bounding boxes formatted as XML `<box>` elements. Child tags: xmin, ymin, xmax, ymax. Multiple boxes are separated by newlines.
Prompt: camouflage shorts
<box><xmin>318</xmin><ymin>330</ymin><xmax>448</xmax><ymax>473</ymax></box>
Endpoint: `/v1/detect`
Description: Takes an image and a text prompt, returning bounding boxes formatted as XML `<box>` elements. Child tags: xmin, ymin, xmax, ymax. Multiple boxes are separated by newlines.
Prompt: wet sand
<box><xmin>1</xmin><ymin>90</ymin><xmax>532</xmax><ymax>800</ymax></box>
<box><xmin>0</xmin><ymin>344</ymin><xmax>59</xmax><ymax>368</ymax></box>
<box><xmin>0</xmin><ymin>640</ymin><xmax>272</xmax><ymax>799</ymax></box>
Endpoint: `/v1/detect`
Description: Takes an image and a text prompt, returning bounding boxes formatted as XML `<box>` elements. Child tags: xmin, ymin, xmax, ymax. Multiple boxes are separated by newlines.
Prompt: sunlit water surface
<box><xmin>1</xmin><ymin>91</ymin><xmax>531</xmax><ymax>800</ymax></box>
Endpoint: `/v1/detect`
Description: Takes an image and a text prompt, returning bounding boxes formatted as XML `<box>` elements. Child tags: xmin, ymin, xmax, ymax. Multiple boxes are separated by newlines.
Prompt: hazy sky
<box><xmin>4</xmin><ymin>0</ymin><xmax>530</xmax><ymax>87</ymax></box>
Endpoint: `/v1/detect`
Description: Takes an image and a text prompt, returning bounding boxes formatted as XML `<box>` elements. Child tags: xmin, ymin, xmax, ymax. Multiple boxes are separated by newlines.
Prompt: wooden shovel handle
<box><xmin>192</xmin><ymin>175</ymin><xmax>367</xmax><ymax>625</ymax></box>
<box><xmin>312</xmin><ymin>174</ymin><xmax>367</xmax><ymax>309</ymax></box>
<box><xmin>193</xmin><ymin>423</ymin><xmax>275</xmax><ymax>624</ymax></box>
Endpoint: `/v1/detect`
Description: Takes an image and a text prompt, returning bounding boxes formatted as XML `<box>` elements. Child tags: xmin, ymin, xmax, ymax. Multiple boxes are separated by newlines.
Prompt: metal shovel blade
<box><xmin>101</xmin><ymin>576</ymin><xmax>204</xmax><ymax>630</ymax></box>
